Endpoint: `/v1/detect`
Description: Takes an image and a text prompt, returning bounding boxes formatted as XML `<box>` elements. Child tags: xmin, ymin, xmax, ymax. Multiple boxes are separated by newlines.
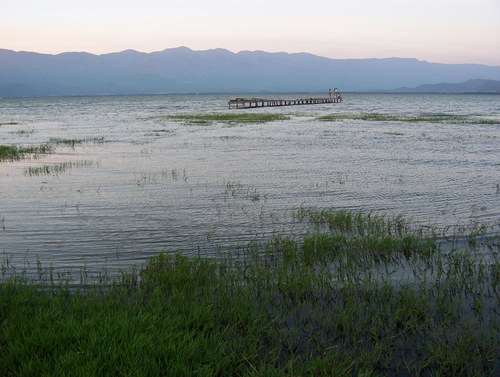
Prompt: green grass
<box><xmin>0</xmin><ymin>145</ymin><xmax>22</xmax><ymax>160</ymax></box>
<box><xmin>0</xmin><ymin>144</ymin><xmax>52</xmax><ymax>161</ymax></box>
<box><xmin>0</xmin><ymin>210</ymin><xmax>498</xmax><ymax>376</ymax></box>
<box><xmin>160</xmin><ymin>113</ymin><xmax>290</xmax><ymax>125</ymax></box>
<box><xmin>317</xmin><ymin>113</ymin><xmax>500</xmax><ymax>124</ymax></box>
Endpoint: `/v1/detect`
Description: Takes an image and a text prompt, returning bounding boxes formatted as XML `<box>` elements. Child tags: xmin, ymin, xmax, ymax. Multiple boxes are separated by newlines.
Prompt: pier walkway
<box><xmin>228</xmin><ymin>92</ymin><xmax>342</xmax><ymax>109</ymax></box>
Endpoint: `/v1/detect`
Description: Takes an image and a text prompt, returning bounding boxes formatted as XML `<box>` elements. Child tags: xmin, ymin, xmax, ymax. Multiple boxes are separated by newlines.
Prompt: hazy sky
<box><xmin>2</xmin><ymin>0</ymin><xmax>499</xmax><ymax>65</ymax></box>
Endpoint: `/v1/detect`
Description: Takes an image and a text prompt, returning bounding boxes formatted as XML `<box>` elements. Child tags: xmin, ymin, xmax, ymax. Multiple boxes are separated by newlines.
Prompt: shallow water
<box><xmin>1</xmin><ymin>93</ymin><xmax>499</xmax><ymax>270</ymax></box>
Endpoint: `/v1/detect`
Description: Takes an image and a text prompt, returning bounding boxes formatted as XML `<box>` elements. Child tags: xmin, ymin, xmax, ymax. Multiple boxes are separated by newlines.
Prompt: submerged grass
<box><xmin>9</xmin><ymin>129</ymin><xmax>34</xmax><ymax>136</ymax></box>
<box><xmin>0</xmin><ymin>137</ymin><xmax>103</xmax><ymax>163</ymax></box>
<box><xmin>48</xmin><ymin>137</ymin><xmax>106</xmax><ymax>147</ymax></box>
<box><xmin>161</xmin><ymin>113</ymin><xmax>290</xmax><ymax>125</ymax></box>
<box><xmin>25</xmin><ymin>160</ymin><xmax>97</xmax><ymax>176</ymax></box>
<box><xmin>317</xmin><ymin>112</ymin><xmax>500</xmax><ymax>124</ymax></box>
<box><xmin>0</xmin><ymin>144</ymin><xmax>52</xmax><ymax>162</ymax></box>
<box><xmin>224</xmin><ymin>180</ymin><xmax>265</xmax><ymax>202</ymax></box>
<box><xmin>0</xmin><ymin>210</ymin><xmax>498</xmax><ymax>376</ymax></box>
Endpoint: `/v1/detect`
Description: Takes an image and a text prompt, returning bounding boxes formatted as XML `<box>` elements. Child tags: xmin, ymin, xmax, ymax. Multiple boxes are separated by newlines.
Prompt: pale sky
<box><xmin>1</xmin><ymin>0</ymin><xmax>499</xmax><ymax>65</ymax></box>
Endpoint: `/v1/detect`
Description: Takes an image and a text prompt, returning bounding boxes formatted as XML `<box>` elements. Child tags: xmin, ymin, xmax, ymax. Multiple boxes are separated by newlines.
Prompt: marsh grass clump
<box><xmin>0</xmin><ymin>145</ymin><xmax>22</xmax><ymax>160</ymax></box>
<box><xmin>0</xmin><ymin>210</ymin><xmax>498</xmax><ymax>376</ymax></box>
<box><xmin>318</xmin><ymin>112</ymin><xmax>500</xmax><ymax>124</ymax></box>
<box><xmin>9</xmin><ymin>129</ymin><xmax>34</xmax><ymax>136</ymax></box>
<box><xmin>224</xmin><ymin>180</ymin><xmax>244</xmax><ymax>196</ymax></box>
<box><xmin>296</xmin><ymin>209</ymin><xmax>438</xmax><ymax>260</ymax></box>
<box><xmin>0</xmin><ymin>144</ymin><xmax>52</xmax><ymax>161</ymax></box>
<box><xmin>162</xmin><ymin>113</ymin><xmax>290</xmax><ymax>125</ymax></box>
<box><xmin>224</xmin><ymin>180</ymin><xmax>265</xmax><ymax>201</ymax></box>
<box><xmin>25</xmin><ymin>160</ymin><xmax>97</xmax><ymax>176</ymax></box>
<box><xmin>21</xmin><ymin>144</ymin><xmax>53</xmax><ymax>155</ymax></box>
<box><xmin>296</xmin><ymin>208</ymin><xmax>412</xmax><ymax>236</ymax></box>
<box><xmin>48</xmin><ymin>136</ymin><xmax>106</xmax><ymax>147</ymax></box>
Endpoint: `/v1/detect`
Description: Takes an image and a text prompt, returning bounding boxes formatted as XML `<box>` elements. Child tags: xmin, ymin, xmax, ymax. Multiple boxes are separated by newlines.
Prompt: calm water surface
<box><xmin>1</xmin><ymin>93</ymin><xmax>499</xmax><ymax>270</ymax></box>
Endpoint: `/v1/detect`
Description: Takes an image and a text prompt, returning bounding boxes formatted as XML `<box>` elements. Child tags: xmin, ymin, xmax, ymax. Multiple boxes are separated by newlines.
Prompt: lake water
<box><xmin>1</xmin><ymin>93</ymin><xmax>499</xmax><ymax>271</ymax></box>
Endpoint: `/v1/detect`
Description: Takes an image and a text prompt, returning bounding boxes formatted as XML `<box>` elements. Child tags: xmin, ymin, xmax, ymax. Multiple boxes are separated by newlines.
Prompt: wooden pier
<box><xmin>228</xmin><ymin>91</ymin><xmax>342</xmax><ymax>109</ymax></box>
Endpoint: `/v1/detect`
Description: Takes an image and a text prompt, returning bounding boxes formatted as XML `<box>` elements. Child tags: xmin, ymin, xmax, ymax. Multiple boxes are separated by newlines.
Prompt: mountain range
<box><xmin>394</xmin><ymin>79</ymin><xmax>500</xmax><ymax>93</ymax></box>
<box><xmin>1</xmin><ymin>47</ymin><xmax>500</xmax><ymax>97</ymax></box>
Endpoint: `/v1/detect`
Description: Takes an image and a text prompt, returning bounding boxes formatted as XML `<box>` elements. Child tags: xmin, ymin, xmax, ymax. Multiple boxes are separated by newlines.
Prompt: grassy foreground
<box><xmin>1</xmin><ymin>211</ymin><xmax>499</xmax><ymax>376</ymax></box>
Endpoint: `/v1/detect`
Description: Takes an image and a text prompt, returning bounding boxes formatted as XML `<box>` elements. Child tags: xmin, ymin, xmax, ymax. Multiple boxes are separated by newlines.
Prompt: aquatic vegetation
<box><xmin>296</xmin><ymin>209</ymin><xmax>438</xmax><ymax>258</ymax></box>
<box><xmin>0</xmin><ymin>144</ymin><xmax>52</xmax><ymax>161</ymax></box>
<box><xmin>218</xmin><ymin>135</ymin><xmax>244</xmax><ymax>141</ymax></box>
<box><xmin>25</xmin><ymin>160</ymin><xmax>97</xmax><ymax>176</ymax></box>
<box><xmin>317</xmin><ymin>112</ymin><xmax>500</xmax><ymax>124</ymax></box>
<box><xmin>9</xmin><ymin>129</ymin><xmax>35</xmax><ymax>136</ymax></box>
<box><xmin>144</xmin><ymin>129</ymin><xmax>175</xmax><ymax>137</ymax></box>
<box><xmin>224</xmin><ymin>180</ymin><xmax>265</xmax><ymax>201</ymax></box>
<box><xmin>48</xmin><ymin>136</ymin><xmax>106</xmax><ymax>147</ymax></box>
<box><xmin>224</xmin><ymin>180</ymin><xmax>244</xmax><ymax>196</ymax></box>
<box><xmin>133</xmin><ymin>168</ymin><xmax>188</xmax><ymax>186</ymax></box>
<box><xmin>159</xmin><ymin>113</ymin><xmax>290</xmax><ymax>125</ymax></box>
<box><xmin>0</xmin><ymin>145</ymin><xmax>21</xmax><ymax>160</ymax></box>
<box><xmin>296</xmin><ymin>208</ymin><xmax>412</xmax><ymax>235</ymax></box>
<box><xmin>1</xmin><ymin>210</ymin><xmax>498</xmax><ymax>376</ymax></box>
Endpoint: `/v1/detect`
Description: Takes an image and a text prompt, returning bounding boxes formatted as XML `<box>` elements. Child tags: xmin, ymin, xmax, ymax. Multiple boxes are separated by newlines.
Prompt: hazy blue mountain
<box><xmin>1</xmin><ymin>47</ymin><xmax>500</xmax><ymax>97</ymax></box>
<box><xmin>393</xmin><ymin>79</ymin><xmax>500</xmax><ymax>93</ymax></box>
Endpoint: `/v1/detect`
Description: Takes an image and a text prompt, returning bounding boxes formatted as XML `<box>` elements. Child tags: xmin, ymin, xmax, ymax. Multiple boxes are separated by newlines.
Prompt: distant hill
<box><xmin>394</xmin><ymin>79</ymin><xmax>500</xmax><ymax>93</ymax></box>
<box><xmin>1</xmin><ymin>47</ymin><xmax>500</xmax><ymax>97</ymax></box>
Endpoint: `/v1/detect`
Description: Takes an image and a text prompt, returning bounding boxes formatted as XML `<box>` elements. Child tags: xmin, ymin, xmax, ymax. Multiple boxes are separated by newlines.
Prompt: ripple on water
<box><xmin>0</xmin><ymin>93</ymin><xmax>499</xmax><ymax>270</ymax></box>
